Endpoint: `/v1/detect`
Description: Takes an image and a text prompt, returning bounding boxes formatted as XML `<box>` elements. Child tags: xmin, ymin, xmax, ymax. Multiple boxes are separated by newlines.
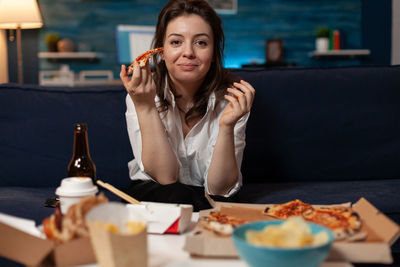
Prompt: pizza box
<box><xmin>183</xmin><ymin>197</ymin><xmax>400</xmax><ymax>264</ymax></box>
<box><xmin>0</xmin><ymin>214</ymin><xmax>96</xmax><ymax>266</ymax></box>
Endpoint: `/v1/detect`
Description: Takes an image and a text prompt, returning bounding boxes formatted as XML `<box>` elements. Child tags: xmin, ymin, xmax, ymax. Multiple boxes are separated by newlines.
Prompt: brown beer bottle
<box><xmin>67</xmin><ymin>123</ymin><xmax>96</xmax><ymax>183</ymax></box>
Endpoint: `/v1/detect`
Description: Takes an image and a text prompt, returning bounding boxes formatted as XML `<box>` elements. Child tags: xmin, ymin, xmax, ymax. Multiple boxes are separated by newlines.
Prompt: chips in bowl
<box><xmin>246</xmin><ymin>217</ymin><xmax>330</xmax><ymax>248</ymax></box>
<box><xmin>232</xmin><ymin>218</ymin><xmax>335</xmax><ymax>267</ymax></box>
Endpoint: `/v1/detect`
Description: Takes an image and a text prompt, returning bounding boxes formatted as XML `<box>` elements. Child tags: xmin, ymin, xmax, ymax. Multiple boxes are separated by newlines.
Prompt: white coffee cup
<box><xmin>56</xmin><ymin>177</ymin><xmax>98</xmax><ymax>214</ymax></box>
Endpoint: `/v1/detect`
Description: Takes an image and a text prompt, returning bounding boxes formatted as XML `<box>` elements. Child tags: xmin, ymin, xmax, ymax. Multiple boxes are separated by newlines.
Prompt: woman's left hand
<box><xmin>219</xmin><ymin>80</ymin><xmax>255</xmax><ymax>128</ymax></box>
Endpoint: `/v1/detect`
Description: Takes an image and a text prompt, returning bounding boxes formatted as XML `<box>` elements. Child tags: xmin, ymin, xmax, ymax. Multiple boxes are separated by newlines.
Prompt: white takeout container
<box><xmin>127</xmin><ymin>202</ymin><xmax>193</xmax><ymax>234</ymax></box>
<box><xmin>56</xmin><ymin>177</ymin><xmax>98</xmax><ymax>214</ymax></box>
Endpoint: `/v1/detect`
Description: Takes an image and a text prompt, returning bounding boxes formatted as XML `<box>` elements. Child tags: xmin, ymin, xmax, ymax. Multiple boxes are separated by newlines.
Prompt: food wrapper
<box><xmin>85</xmin><ymin>202</ymin><xmax>148</xmax><ymax>267</ymax></box>
<box><xmin>127</xmin><ymin>202</ymin><xmax>193</xmax><ymax>234</ymax></box>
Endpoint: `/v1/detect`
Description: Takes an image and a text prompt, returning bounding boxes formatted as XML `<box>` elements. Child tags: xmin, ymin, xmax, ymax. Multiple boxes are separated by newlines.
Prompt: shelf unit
<box><xmin>37</xmin><ymin>52</ymin><xmax>117</xmax><ymax>86</ymax></box>
<box><xmin>37</xmin><ymin>52</ymin><xmax>102</xmax><ymax>60</ymax></box>
<box><xmin>308</xmin><ymin>49</ymin><xmax>371</xmax><ymax>59</ymax></box>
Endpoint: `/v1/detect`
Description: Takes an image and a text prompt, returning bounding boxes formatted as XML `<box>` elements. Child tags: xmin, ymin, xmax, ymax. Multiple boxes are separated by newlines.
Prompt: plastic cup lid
<box><xmin>56</xmin><ymin>177</ymin><xmax>98</xmax><ymax>197</ymax></box>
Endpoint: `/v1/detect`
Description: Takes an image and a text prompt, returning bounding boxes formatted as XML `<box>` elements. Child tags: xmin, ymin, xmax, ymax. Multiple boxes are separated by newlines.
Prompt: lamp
<box><xmin>0</xmin><ymin>0</ymin><xmax>43</xmax><ymax>84</ymax></box>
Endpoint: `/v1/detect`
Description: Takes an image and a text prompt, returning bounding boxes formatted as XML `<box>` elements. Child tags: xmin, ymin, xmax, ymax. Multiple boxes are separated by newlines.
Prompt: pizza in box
<box><xmin>199</xmin><ymin>199</ymin><xmax>367</xmax><ymax>241</ymax></box>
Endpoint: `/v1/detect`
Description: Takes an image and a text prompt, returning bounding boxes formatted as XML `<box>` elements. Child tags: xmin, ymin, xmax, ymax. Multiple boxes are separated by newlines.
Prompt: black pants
<box><xmin>124</xmin><ymin>180</ymin><xmax>238</xmax><ymax>212</ymax></box>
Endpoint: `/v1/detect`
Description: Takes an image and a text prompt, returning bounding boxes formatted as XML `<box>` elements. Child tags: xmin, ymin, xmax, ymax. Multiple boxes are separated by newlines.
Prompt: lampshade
<box><xmin>0</xmin><ymin>0</ymin><xmax>43</xmax><ymax>29</ymax></box>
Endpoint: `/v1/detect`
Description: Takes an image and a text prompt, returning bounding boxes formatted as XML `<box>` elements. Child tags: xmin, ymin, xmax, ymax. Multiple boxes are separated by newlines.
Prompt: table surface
<box><xmin>80</xmin><ymin>213</ymin><xmax>353</xmax><ymax>267</ymax></box>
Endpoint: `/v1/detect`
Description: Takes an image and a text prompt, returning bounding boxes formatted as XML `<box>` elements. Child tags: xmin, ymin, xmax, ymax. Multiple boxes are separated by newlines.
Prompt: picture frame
<box><xmin>266</xmin><ymin>39</ymin><xmax>284</xmax><ymax>63</ymax></box>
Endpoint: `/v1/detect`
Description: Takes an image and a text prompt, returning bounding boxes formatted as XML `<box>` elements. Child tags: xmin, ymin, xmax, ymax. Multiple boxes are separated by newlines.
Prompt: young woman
<box><xmin>120</xmin><ymin>0</ymin><xmax>255</xmax><ymax>211</ymax></box>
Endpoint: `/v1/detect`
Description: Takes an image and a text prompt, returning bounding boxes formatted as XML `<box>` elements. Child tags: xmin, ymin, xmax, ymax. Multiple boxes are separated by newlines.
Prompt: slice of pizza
<box><xmin>263</xmin><ymin>199</ymin><xmax>314</xmax><ymax>219</ymax></box>
<box><xmin>127</xmin><ymin>47</ymin><xmax>164</xmax><ymax>75</ymax></box>
<box><xmin>199</xmin><ymin>211</ymin><xmax>248</xmax><ymax>236</ymax></box>
<box><xmin>303</xmin><ymin>206</ymin><xmax>363</xmax><ymax>240</ymax></box>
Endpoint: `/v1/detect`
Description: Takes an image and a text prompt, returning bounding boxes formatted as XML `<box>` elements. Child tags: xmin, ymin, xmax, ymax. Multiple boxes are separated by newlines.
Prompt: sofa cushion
<box><xmin>0</xmin><ymin>84</ymin><xmax>132</xmax><ymax>188</ymax></box>
<box><xmin>233</xmin><ymin>66</ymin><xmax>400</xmax><ymax>183</ymax></box>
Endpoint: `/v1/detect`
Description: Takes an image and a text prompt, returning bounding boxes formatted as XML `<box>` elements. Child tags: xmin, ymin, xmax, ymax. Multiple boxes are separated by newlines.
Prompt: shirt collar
<box><xmin>162</xmin><ymin>80</ymin><xmax>216</xmax><ymax>112</ymax></box>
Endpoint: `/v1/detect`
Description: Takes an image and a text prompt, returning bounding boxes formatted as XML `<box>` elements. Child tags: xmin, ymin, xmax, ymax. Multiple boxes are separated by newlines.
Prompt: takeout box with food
<box><xmin>0</xmin><ymin>178</ymin><xmax>193</xmax><ymax>266</ymax></box>
<box><xmin>184</xmin><ymin>197</ymin><xmax>400</xmax><ymax>264</ymax></box>
<box><xmin>0</xmin><ymin>193</ymin><xmax>107</xmax><ymax>267</ymax></box>
<box><xmin>0</xmin><ymin>178</ymin><xmax>110</xmax><ymax>266</ymax></box>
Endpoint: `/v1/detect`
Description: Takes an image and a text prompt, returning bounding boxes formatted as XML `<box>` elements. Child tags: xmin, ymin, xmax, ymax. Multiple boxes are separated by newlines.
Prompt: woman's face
<box><xmin>162</xmin><ymin>14</ymin><xmax>214</xmax><ymax>89</ymax></box>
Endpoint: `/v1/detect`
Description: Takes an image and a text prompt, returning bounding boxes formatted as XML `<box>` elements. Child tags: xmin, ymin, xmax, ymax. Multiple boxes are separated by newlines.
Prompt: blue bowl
<box><xmin>232</xmin><ymin>220</ymin><xmax>335</xmax><ymax>267</ymax></box>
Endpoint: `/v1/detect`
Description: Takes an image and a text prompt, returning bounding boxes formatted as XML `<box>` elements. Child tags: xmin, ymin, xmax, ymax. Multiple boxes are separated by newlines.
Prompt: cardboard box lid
<box><xmin>352</xmin><ymin>197</ymin><xmax>400</xmax><ymax>245</ymax></box>
<box><xmin>0</xmin><ymin>222</ymin><xmax>53</xmax><ymax>266</ymax></box>
<box><xmin>329</xmin><ymin>242</ymin><xmax>392</xmax><ymax>264</ymax></box>
<box><xmin>0</xmin><ymin>218</ymin><xmax>96</xmax><ymax>267</ymax></box>
<box><xmin>184</xmin><ymin>198</ymin><xmax>400</xmax><ymax>264</ymax></box>
<box><xmin>184</xmin><ymin>226</ymin><xmax>238</xmax><ymax>257</ymax></box>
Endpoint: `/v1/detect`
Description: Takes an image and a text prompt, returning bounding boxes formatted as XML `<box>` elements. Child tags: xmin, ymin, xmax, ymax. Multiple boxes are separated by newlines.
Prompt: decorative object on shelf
<box><xmin>39</xmin><ymin>66</ymin><xmax>114</xmax><ymax>87</ymax></box>
<box><xmin>333</xmin><ymin>30</ymin><xmax>341</xmax><ymax>50</ymax></box>
<box><xmin>0</xmin><ymin>0</ymin><xmax>43</xmax><ymax>84</ymax></box>
<box><xmin>39</xmin><ymin>64</ymin><xmax>75</xmax><ymax>86</ymax></box>
<box><xmin>328</xmin><ymin>29</ymin><xmax>343</xmax><ymax>51</ymax></box>
<box><xmin>57</xmin><ymin>38</ymin><xmax>76</xmax><ymax>52</ymax></box>
<box><xmin>45</xmin><ymin>33</ymin><xmax>60</xmax><ymax>52</ymax></box>
<box><xmin>314</xmin><ymin>26</ymin><xmax>330</xmax><ymax>52</ymax></box>
<box><xmin>78</xmin><ymin>70</ymin><xmax>114</xmax><ymax>85</ymax></box>
<box><xmin>266</xmin><ymin>39</ymin><xmax>283</xmax><ymax>63</ymax></box>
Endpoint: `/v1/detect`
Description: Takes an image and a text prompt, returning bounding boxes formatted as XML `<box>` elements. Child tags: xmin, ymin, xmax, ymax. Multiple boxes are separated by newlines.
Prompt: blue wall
<box><xmin>36</xmin><ymin>0</ymin><xmax>363</xmax><ymax>78</ymax></box>
<box><xmin>222</xmin><ymin>0</ymin><xmax>362</xmax><ymax>68</ymax></box>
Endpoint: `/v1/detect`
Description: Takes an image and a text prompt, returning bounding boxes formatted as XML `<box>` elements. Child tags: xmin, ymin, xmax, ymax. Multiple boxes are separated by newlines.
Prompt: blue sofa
<box><xmin>1</xmin><ymin>66</ymin><xmax>400</xmax><ymax>265</ymax></box>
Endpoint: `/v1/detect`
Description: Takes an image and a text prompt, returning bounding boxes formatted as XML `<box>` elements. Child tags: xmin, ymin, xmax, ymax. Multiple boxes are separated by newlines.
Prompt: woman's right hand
<box><xmin>120</xmin><ymin>61</ymin><xmax>156</xmax><ymax>107</ymax></box>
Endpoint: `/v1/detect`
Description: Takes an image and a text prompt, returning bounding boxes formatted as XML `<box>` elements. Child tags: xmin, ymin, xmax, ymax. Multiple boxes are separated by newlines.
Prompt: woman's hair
<box><xmin>152</xmin><ymin>0</ymin><xmax>231</xmax><ymax>124</ymax></box>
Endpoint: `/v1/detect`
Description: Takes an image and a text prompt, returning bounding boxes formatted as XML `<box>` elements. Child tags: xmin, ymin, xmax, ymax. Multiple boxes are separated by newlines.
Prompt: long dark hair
<box><xmin>152</xmin><ymin>0</ymin><xmax>231</xmax><ymax>124</ymax></box>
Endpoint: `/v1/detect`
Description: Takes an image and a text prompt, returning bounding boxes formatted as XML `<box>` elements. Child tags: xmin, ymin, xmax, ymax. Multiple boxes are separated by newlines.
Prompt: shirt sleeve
<box><xmin>125</xmin><ymin>94</ymin><xmax>154</xmax><ymax>181</ymax></box>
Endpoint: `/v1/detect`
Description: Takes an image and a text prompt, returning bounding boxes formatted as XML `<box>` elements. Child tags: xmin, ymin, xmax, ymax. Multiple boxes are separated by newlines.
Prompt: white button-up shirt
<box><xmin>125</xmin><ymin>87</ymin><xmax>249</xmax><ymax>197</ymax></box>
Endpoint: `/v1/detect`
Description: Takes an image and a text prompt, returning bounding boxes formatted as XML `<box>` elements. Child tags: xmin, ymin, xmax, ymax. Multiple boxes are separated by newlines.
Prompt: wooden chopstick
<box><xmin>97</xmin><ymin>180</ymin><xmax>141</xmax><ymax>205</ymax></box>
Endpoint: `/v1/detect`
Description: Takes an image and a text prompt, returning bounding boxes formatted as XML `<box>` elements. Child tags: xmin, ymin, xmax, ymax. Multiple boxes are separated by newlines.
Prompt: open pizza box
<box><xmin>184</xmin><ymin>197</ymin><xmax>400</xmax><ymax>264</ymax></box>
<box><xmin>0</xmin><ymin>201</ymin><xmax>192</xmax><ymax>266</ymax></box>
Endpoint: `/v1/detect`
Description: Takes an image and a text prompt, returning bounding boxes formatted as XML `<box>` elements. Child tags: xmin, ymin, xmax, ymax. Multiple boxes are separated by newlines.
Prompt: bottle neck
<box><xmin>72</xmin><ymin>125</ymin><xmax>90</xmax><ymax>157</ymax></box>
